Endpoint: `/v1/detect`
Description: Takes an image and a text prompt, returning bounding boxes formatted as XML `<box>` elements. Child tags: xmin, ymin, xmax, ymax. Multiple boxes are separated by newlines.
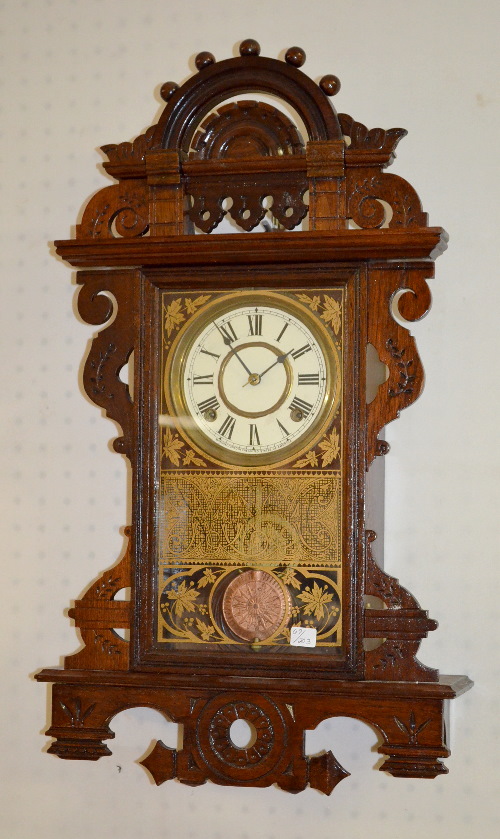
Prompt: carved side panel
<box><xmin>366</xmin><ymin>264</ymin><xmax>434</xmax><ymax>465</ymax></box>
<box><xmin>64</xmin><ymin>529</ymin><xmax>132</xmax><ymax>671</ymax></box>
<box><xmin>363</xmin><ymin>531</ymin><xmax>438</xmax><ymax>682</ymax></box>
<box><xmin>76</xmin><ymin>270</ymin><xmax>138</xmax><ymax>457</ymax></box>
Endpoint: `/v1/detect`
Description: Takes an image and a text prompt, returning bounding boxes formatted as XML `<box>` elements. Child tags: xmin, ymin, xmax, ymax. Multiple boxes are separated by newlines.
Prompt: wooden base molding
<box><xmin>36</xmin><ymin>670</ymin><xmax>471</xmax><ymax>793</ymax></box>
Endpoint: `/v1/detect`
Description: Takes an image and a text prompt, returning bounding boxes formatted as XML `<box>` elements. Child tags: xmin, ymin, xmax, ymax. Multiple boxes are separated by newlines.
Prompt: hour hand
<box><xmin>258</xmin><ymin>349</ymin><xmax>293</xmax><ymax>380</ymax></box>
<box><xmin>215</xmin><ymin>323</ymin><xmax>252</xmax><ymax>376</ymax></box>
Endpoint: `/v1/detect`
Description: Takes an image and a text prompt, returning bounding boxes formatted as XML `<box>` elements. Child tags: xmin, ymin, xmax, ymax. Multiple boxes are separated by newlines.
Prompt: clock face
<box><xmin>165</xmin><ymin>292</ymin><xmax>340</xmax><ymax>467</ymax></box>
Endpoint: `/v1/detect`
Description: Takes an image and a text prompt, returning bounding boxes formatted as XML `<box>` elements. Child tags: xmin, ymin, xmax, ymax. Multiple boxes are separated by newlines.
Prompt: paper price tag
<box><xmin>290</xmin><ymin>626</ymin><xmax>317</xmax><ymax>648</ymax></box>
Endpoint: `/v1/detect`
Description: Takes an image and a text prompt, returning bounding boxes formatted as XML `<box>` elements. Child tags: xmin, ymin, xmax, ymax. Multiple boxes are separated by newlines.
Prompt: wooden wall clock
<box><xmin>36</xmin><ymin>39</ymin><xmax>472</xmax><ymax>795</ymax></box>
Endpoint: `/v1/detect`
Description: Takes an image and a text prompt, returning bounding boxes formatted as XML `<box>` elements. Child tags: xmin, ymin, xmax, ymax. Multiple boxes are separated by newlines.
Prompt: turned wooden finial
<box><xmin>160</xmin><ymin>81</ymin><xmax>179</xmax><ymax>102</ymax></box>
<box><xmin>285</xmin><ymin>46</ymin><xmax>306</xmax><ymax>67</ymax></box>
<box><xmin>319</xmin><ymin>74</ymin><xmax>341</xmax><ymax>96</ymax></box>
<box><xmin>239</xmin><ymin>38</ymin><xmax>260</xmax><ymax>56</ymax></box>
<box><xmin>195</xmin><ymin>51</ymin><xmax>216</xmax><ymax>71</ymax></box>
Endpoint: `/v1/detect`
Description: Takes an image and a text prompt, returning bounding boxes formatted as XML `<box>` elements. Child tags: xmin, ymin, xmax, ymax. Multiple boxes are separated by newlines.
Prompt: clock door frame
<box><xmin>133</xmin><ymin>261</ymin><xmax>366</xmax><ymax>680</ymax></box>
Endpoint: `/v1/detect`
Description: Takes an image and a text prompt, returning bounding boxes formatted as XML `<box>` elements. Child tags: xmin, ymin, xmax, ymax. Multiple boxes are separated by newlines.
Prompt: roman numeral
<box><xmin>276</xmin><ymin>322</ymin><xmax>289</xmax><ymax>343</ymax></box>
<box><xmin>298</xmin><ymin>373</ymin><xmax>320</xmax><ymax>386</ymax></box>
<box><xmin>200</xmin><ymin>348</ymin><xmax>220</xmax><ymax>361</ymax></box>
<box><xmin>276</xmin><ymin>419</ymin><xmax>290</xmax><ymax>437</ymax></box>
<box><xmin>218</xmin><ymin>321</ymin><xmax>237</xmax><ymax>344</ymax></box>
<box><xmin>247</xmin><ymin>314</ymin><xmax>263</xmax><ymax>336</ymax></box>
<box><xmin>193</xmin><ymin>374</ymin><xmax>214</xmax><ymax>385</ymax></box>
<box><xmin>249</xmin><ymin>423</ymin><xmax>260</xmax><ymax>446</ymax></box>
<box><xmin>197</xmin><ymin>395</ymin><xmax>220</xmax><ymax>414</ymax></box>
<box><xmin>291</xmin><ymin>344</ymin><xmax>312</xmax><ymax>360</ymax></box>
<box><xmin>219</xmin><ymin>415</ymin><xmax>236</xmax><ymax>439</ymax></box>
<box><xmin>289</xmin><ymin>396</ymin><xmax>313</xmax><ymax>418</ymax></box>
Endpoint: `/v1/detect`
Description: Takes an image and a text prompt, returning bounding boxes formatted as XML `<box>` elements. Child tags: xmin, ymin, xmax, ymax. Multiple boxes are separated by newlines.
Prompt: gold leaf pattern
<box><xmin>320</xmin><ymin>296</ymin><xmax>342</xmax><ymax>334</ymax></box>
<box><xmin>166</xmin><ymin>580</ymin><xmax>200</xmax><ymax>617</ymax></box>
<box><xmin>297</xmin><ymin>292</ymin><xmax>321</xmax><ymax>311</ymax></box>
<box><xmin>294</xmin><ymin>292</ymin><xmax>342</xmax><ymax>335</ymax></box>
<box><xmin>158</xmin><ymin>563</ymin><xmax>341</xmax><ymax>646</ymax></box>
<box><xmin>196</xmin><ymin>618</ymin><xmax>216</xmax><ymax>641</ymax></box>
<box><xmin>198</xmin><ymin>569</ymin><xmax>217</xmax><ymax>588</ymax></box>
<box><xmin>297</xmin><ymin>582</ymin><xmax>333</xmax><ymax>620</ymax></box>
<box><xmin>293</xmin><ymin>450</ymin><xmax>318</xmax><ymax>469</ymax></box>
<box><xmin>318</xmin><ymin>429</ymin><xmax>340</xmax><ymax>467</ymax></box>
<box><xmin>162</xmin><ymin>429</ymin><xmax>207</xmax><ymax>468</ymax></box>
<box><xmin>184</xmin><ymin>294</ymin><xmax>211</xmax><ymax>314</ymax></box>
<box><xmin>183</xmin><ymin>448</ymin><xmax>207</xmax><ymax>467</ymax></box>
<box><xmin>163</xmin><ymin>428</ymin><xmax>185</xmax><ymax>466</ymax></box>
<box><xmin>163</xmin><ymin>294</ymin><xmax>212</xmax><ymax>342</ymax></box>
<box><xmin>164</xmin><ymin>299</ymin><xmax>185</xmax><ymax>337</ymax></box>
<box><xmin>279</xmin><ymin>568</ymin><xmax>302</xmax><ymax>589</ymax></box>
<box><xmin>291</xmin><ymin>428</ymin><xmax>340</xmax><ymax>470</ymax></box>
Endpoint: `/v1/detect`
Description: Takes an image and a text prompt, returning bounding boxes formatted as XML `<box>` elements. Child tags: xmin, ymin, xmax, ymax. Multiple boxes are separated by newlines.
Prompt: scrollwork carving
<box><xmin>347</xmin><ymin>172</ymin><xmax>427</xmax><ymax>229</ymax></box>
<box><xmin>78</xmin><ymin>182</ymin><xmax>149</xmax><ymax>239</ymax></box>
<box><xmin>366</xmin><ymin>265</ymin><xmax>433</xmax><ymax>465</ymax></box>
<box><xmin>76</xmin><ymin>271</ymin><xmax>137</xmax><ymax>457</ymax></box>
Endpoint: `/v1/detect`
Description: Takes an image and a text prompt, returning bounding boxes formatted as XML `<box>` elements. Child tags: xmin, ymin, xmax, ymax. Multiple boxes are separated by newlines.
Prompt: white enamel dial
<box><xmin>177</xmin><ymin>299</ymin><xmax>331</xmax><ymax>460</ymax></box>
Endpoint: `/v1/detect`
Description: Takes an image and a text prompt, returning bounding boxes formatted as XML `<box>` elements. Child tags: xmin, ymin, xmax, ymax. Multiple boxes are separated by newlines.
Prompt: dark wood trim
<box><xmin>54</xmin><ymin>228</ymin><xmax>448</xmax><ymax>268</ymax></box>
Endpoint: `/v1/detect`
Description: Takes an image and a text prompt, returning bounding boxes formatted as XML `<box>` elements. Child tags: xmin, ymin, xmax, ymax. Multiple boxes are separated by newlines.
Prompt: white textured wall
<box><xmin>1</xmin><ymin>1</ymin><xmax>497</xmax><ymax>836</ymax></box>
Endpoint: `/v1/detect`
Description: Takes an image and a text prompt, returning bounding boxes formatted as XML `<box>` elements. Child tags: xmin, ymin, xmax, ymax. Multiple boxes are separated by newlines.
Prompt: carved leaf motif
<box><xmin>101</xmin><ymin>125</ymin><xmax>157</xmax><ymax>166</ymax></box>
<box><xmin>60</xmin><ymin>698</ymin><xmax>96</xmax><ymax>727</ymax></box>
<box><xmin>93</xmin><ymin>632</ymin><xmax>122</xmax><ymax>656</ymax></box>
<box><xmin>394</xmin><ymin>712</ymin><xmax>431</xmax><ymax>744</ymax></box>
<box><xmin>339</xmin><ymin>113</ymin><xmax>407</xmax><ymax>154</ymax></box>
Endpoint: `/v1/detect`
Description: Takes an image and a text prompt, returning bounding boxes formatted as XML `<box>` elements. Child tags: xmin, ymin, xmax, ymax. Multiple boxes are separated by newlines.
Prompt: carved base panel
<box><xmin>36</xmin><ymin>670</ymin><xmax>471</xmax><ymax>794</ymax></box>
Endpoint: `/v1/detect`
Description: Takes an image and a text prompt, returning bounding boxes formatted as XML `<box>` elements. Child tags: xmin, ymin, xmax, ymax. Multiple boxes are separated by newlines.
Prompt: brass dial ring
<box><xmin>217</xmin><ymin>341</ymin><xmax>292</xmax><ymax>419</ymax></box>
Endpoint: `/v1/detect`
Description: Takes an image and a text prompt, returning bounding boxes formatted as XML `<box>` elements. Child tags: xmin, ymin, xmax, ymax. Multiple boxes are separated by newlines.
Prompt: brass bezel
<box><xmin>163</xmin><ymin>290</ymin><xmax>341</xmax><ymax>469</ymax></box>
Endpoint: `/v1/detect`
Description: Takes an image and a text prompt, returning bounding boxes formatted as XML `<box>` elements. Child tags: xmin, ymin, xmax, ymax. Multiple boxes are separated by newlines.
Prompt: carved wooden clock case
<box><xmin>36</xmin><ymin>40</ymin><xmax>472</xmax><ymax>794</ymax></box>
